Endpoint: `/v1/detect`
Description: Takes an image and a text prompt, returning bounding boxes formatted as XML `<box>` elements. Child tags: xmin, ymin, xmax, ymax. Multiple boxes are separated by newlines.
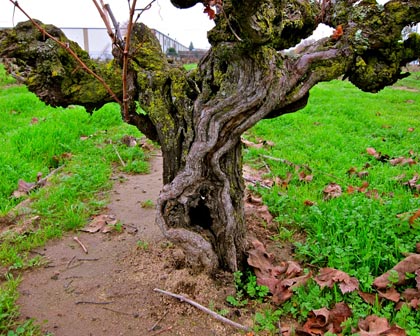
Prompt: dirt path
<box><xmin>18</xmin><ymin>155</ymin><xmax>243</xmax><ymax>336</ymax></box>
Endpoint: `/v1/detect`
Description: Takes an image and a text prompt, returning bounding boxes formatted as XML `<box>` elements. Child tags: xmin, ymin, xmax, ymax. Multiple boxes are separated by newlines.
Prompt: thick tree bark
<box><xmin>1</xmin><ymin>0</ymin><xmax>420</xmax><ymax>272</ymax></box>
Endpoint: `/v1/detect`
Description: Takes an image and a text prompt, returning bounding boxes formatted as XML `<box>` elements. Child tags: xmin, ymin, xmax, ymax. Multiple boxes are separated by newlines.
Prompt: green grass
<box><xmin>183</xmin><ymin>63</ymin><xmax>197</xmax><ymax>71</ymax></box>
<box><xmin>244</xmin><ymin>74</ymin><xmax>420</xmax><ymax>334</ymax></box>
<box><xmin>0</xmin><ymin>64</ymin><xmax>148</xmax><ymax>334</ymax></box>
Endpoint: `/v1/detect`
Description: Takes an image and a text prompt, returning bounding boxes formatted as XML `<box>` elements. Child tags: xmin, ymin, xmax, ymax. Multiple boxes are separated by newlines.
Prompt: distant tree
<box><xmin>1</xmin><ymin>0</ymin><xmax>420</xmax><ymax>272</ymax></box>
<box><xmin>189</xmin><ymin>41</ymin><xmax>194</xmax><ymax>51</ymax></box>
<box><xmin>166</xmin><ymin>46</ymin><xmax>177</xmax><ymax>57</ymax></box>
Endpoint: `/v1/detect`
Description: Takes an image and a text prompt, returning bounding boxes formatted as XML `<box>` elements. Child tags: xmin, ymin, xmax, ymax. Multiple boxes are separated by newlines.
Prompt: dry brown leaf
<box><xmin>367</xmin><ymin>147</ymin><xmax>378</xmax><ymax>156</ymax></box>
<box><xmin>300</xmin><ymin>303</ymin><xmax>352</xmax><ymax>335</ymax></box>
<box><xmin>404</xmin><ymin>174</ymin><xmax>420</xmax><ymax>191</ymax></box>
<box><xmin>409</xmin><ymin>209</ymin><xmax>420</xmax><ymax>225</ymax></box>
<box><xmin>357</xmin><ymin>315</ymin><xmax>406</xmax><ymax>336</ymax></box>
<box><xmin>246</xmin><ymin>194</ymin><xmax>263</xmax><ymax>205</ymax></box>
<box><xmin>304</xmin><ymin>200</ymin><xmax>316</xmax><ymax>206</ymax></box>
<box><xmin>241</xmin><ymin>138</ymin><xmax>264</xmax><ymax>149</ymax></box>
<box><xmin>275</xmin><ymin>172</ymin><xmax>293</xmax><ymax>189</ymax></box>
<box><xmin>247</xmin><ymin>240</ymin><xmax>309</xmax><ymax>304</ymax></box>
<box><xmin>365</xmin><ymin>189</ymin><xmax>380</xmax><ymax>199</ymax></box>
<box><xmin>347</xmin><ymin>185</ymin><xmax>357</xmax><ymax>194</ymax></box>
<box><xmin>12</xmin><ymin>179</ymin><xmax>36</xmax><ymax>198</ymax></box>
<box><xmin>299</xmin><ymin>171</ymin><xmax>313</xmax><ymax>183</ymax></box>
<box><xmin>401</xmin><ymin>288</ymin><xmax>419</xmax><ymax>301</ymax></box>
<box><xmin>323</xmin><ymin>183</ymin><xmax>342</xmax><ymax>200</ymax></box>
<box><xmin>347</xmin><ymin>167</ymin><xmax>358</xmax><ymax>176</ymax></box>
<box><xmin>314</xmin><ymin>267</ymin><xmax>359</xmax><ymax>294</ymax></box>
<box><xmin>82</xmin><ymin>214</ymin><xmax>118</xmax><ymax>234</ymax></box>
<box><xmin>358</xmin><ymin>290</ymin><xmax>379</xmax><ymax>305</ymax></box>
<box><xmin>389</xmin><ymin>157</ymin><xmax>416</xmax><ymax>166</ymax></box>
<box><xmin>378</xmin><ymin>288</ymin><xmax>401</xmax><ymax>302</ymax></box>
<box><xmin>373</xmin><ymin>254</ymin><xmax>420</xmax><ymax>288</ymax></box>
<box><xmin>358</xmin><ymin>171</ymin><xmax>369</xmax><ymax>178</ymax></box>
<box><xmin>330</xmin><ymin>302</ymin><xmax>353</xmax><ymax>333</ymax></box>
<box><xmin>366</xmin><ymin>147</ymin><xmax>390</xmax><ymax>162</ymax></box>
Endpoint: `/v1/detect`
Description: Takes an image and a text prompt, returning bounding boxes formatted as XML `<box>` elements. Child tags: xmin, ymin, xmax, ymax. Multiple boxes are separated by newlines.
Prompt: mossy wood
<box><xmin>1</xmin><ymin>0</ymin><xmax>420</xmax><ymax>272</ymax></box>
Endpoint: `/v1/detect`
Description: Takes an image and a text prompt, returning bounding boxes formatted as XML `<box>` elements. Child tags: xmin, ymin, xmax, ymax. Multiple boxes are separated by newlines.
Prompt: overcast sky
<box><xmin>0</xmin><ymin>0</ymin><xmax>215</xmax><ymax>49</ymax></box>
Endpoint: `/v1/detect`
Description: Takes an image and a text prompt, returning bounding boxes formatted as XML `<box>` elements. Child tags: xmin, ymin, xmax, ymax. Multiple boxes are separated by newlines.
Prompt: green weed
<box><xmin>140</xmin><ymin>199</ymin><xmax>155</xmax><ymax>208</ymax></box>
<box><xmin>136</xmin><ymin>240</ymin><xmax>149</xmax><ymax>250</ymax></box>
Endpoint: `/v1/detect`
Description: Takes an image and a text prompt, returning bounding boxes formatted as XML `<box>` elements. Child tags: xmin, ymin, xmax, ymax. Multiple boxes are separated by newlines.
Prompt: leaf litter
<box><xmin>81</xmin><ymin>214</ymin><xmax>119</xmax><ymax>233</ymax></box>
<box><xmin>247</xmin><ymin>239</ymin><xmax>419</xmax><ymax>335</ymax></box>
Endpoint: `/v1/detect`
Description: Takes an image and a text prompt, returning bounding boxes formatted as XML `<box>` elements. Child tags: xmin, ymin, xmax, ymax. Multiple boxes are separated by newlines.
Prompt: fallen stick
<box><xmin>73</xmin><ymin>236</ymin><xmax>88</xmax><ymax>254</ymax></box>
<box><xmin>101</xmin><ymin>306</ymin><xmax>138</xmax><ymax>317</ymax></box>
<box><xmin>151</xmin><ymin>326</ymin><xmax>173</xmax><ymax>335</ymax></box>
<box><xmin>153</xmin><ymin>288</ymin><xmax>250</xmax><ymax>331</ymax></box>
<box><xmin>113</xmin><ymin>145</ymin><xmax>126</xmax><ymax>167</ymax></box>
<box><xmin>75</xmin><ymin>300</ymin><xmax>114</xmax><ymax>305</ymax></box>
<box><xmin>148</xmin><ymin>310</ymin><xmax>168</xmax><ymax>331</ymax></box>
<box><xmin>67</xmin><ymin>255</ymin><xmax>76</xmax><ymax>268</ymax></box>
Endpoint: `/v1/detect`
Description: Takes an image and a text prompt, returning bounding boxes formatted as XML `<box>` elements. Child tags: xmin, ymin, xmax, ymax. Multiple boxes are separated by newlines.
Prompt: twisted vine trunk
<box><xmin>154</xmin><ymin>45</ymin><xmax>279</xmax><ymax>271</ymax></box>
<box><xmin>2</xmin><ymin>0</ymin><xmax>420</xmax><ymax>273</ymax></box>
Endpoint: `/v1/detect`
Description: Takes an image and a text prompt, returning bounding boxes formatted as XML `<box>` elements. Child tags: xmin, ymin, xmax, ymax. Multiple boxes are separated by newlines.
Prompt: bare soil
<box><xmin>16</xmin><ymin>155</ymin><xmax>250</xmax><ymax>336</ymax></box>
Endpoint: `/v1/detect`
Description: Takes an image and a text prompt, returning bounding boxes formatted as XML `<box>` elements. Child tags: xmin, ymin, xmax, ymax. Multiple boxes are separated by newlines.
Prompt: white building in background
<box><xmin>62</xmin><ymin>28</ymin><xmax>113</xmax><ymax>60</ymax></box>
<box><xmin>61</xmin><ymin>27</ymin><xmax>189</xmax><ymax>60</ymax></box>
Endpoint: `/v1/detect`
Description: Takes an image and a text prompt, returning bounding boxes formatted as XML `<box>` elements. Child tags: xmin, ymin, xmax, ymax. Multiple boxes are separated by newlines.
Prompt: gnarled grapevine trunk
<box><xmin>2</xmin><ymin>0</ymin><xmax>420</xmax><ymax>272</ymax></box>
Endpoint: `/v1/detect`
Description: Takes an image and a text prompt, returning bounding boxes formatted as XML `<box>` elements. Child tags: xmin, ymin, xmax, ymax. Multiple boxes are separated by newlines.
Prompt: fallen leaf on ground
<box><xmin>323</xmin><ymin>183</ymin><xmax>342</xmax><ymax>200</ymax></box>
<box><xmin>373</xmin><ymin>254</ymin><xmax>420</xmax><ymax>288</ymax></box>
<box><xmin>241</xmin><ymin>138</ymin><xmax>264</xmax><ymax>149</ymax></box>
<box><xmin>244</xmin><ymin>194</ymin><xmax>273</xmax><ymax>224</ymax></box>
<box><xmin>247</xmin><ymin>240</ymin><xmax>310</xmax><ymax>304</ymax></box>
<box><xmin>314</xmin><ymin>267</ymin><xmax>359</xmax><ymax>294</ymax></box>
<box><xmin>358</xmin><ymin>290</ymin><xmax>378</xmax><ymax>305</ymax></box>
<box><xmin>12</xmin><ymin>179</ymin><xmax>36</xmax><ymax>198</ymax></box>
<box><xmin>275</xmin><ymin>172</ymin><xmax>293</xmax><ymax>189</ymax></box>
<box><xmin>401</xmin><ymin>288</ymin><xmax>420</xmax><ymax>309</ymax></box>
<box><xmin>81</xmin><ymin>214</ymin><xmax>118</xmax><ymax>233</ymax></box>
<box><xmin>357</xmin><ymin>315</ymin><xmax>406</xmax><ymax>336</ymax></box>
<box><xmin>366</xmin><ymin>147</ymin><xmax>390</xmax><ymax>162</ymax></box>
<box><xmin>389</xmin><ymin>157</ymin><xmax>416</xmax><ymax>166</ymax></box>
<box><xmin>299</xmin><ymin>171</ymin><xmax>313</xmax><ymax>183</ymax></box>
<box><xmin>409</xmin><ymin>209</ymin><xmax>420</xmax><ymax>225</ymax></box>
<box><xmin>403</xmin><ymin>174</ymin><xmax>420</xmax><ymax>192</ymax></box>
<box><xmin>377</xmin><ymin>287</ymin><xmax>400</xmax><ymax>302</ymax></box>
<box><xmin>300</xmin><ymin>302</ymin><xmax>352</xmax><ymax>335</ymax></box>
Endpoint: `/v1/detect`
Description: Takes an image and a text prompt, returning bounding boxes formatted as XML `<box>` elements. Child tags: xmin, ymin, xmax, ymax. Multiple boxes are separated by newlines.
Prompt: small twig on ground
<box><xmin>77</xmin><ymin>257</ymin><xmax>99</xmax><ymax>261</ymax></box>
<box><xmin>101</xmin><ymin>306</ymin><xmax>138</xmax><ymax>316</ymax></box>
<box><xmin>75</xmin><ymin>300</ymin><xmax>114</xmax><ymax>305</ymax></box>
<box><xmin>67</xmin><ymin>255</ymin><xmax>76</xmax><ymax>268</ymax></box>
<box><xmin>261</xmin><ymin>155</ymin><xmax>304</xmax><ymax>170</ymax></box>
<box><xmin>262</xmin><ymin>160</ymin><xmax>271</xmax><ymax>174</ymax></box>
<box><xmin>148</xmin><ymin>310</ymin><xmax>168</xmax><ymax>331</ymax></box>
<box><xmin>154</xmin><ymin>288</ymin><xmax>250</xmax><ymax>331</ymax></box>
<box><xmin>151</xmin><ymin>326</ymin><xmax>173</xmax><ymax>335</ymax></box>
<box><xmin>73</xmin><ymin>236</ymin><xmax>88</xmax><ymax>254</ymax></box>
<box><xmin>113</xmin><ymin>145</ymin><xmax>126</xmax><ymax>167</ymax></box>
<box><xmin>243</xmin><ymin>176</ymin><xmax>270</xmax><ymax>189</ymax></box>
